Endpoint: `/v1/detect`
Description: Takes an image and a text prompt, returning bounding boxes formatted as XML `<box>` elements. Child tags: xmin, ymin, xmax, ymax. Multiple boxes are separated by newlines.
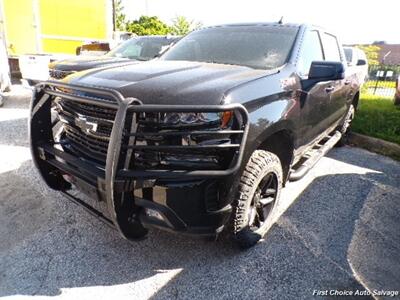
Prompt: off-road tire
<box><xmin>230</xmin><ymin>150</ymin><xmax>283</xmax><ymax>249</ymax></box>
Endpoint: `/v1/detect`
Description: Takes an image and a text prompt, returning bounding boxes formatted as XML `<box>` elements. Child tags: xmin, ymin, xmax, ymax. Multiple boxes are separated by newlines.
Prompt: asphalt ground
<box><xmin>0</xmin><ymin>85</ymin><xmax>399</xmax><ymax>300</ymax></box>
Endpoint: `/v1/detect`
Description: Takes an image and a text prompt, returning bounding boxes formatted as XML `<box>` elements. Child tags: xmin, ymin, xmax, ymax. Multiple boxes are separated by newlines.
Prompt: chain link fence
<box><xmin>364</xmin><ymin>65</ymin><xmax>400</xmax><ymax>97</ymax></box>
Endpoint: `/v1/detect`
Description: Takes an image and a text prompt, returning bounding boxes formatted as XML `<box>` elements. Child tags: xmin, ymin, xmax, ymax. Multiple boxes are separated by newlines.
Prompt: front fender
<box><xmin>219</xmin><ymin>93</ymin><xmax>298</xmax><ymax>208</ymax></box>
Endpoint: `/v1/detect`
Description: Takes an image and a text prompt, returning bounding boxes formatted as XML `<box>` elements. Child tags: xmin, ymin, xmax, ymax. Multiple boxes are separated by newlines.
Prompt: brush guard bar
<box><xmin>30</xmin><ymin>81</ymin><xmax>249</xmax><ymax>238</ymax></box>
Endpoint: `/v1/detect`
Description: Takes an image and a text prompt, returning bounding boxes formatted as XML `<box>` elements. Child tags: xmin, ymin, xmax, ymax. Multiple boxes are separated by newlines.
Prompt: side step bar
<box><xmin>289</xmin><ymin>131</ymin><xmax>342</xmax><ymax>182</ymax></box>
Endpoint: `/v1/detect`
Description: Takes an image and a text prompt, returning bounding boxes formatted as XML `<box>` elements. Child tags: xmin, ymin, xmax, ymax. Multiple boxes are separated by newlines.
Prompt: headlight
<box><xmin>161</xmin><ymin>111</ymin><xmax>233</xmax><ymax>128</ymax></box>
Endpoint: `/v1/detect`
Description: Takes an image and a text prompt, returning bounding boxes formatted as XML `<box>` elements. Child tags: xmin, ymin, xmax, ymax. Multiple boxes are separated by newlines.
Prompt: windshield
<box><xmin>107</xmin><ymin>37</ymin><xmax>176</xmax><ymax>61</ymax></box>
<box><xmin>162</xmin><ymin>26</ymin><xmax>299</xmax><ymax>69</ymax></box>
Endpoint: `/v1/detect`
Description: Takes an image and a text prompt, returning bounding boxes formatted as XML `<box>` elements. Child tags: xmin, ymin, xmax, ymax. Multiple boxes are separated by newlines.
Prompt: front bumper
<box><xmin>29</xmin><ymin>81</ymin><xmax>249</xmax><ymax>238</ymax></box>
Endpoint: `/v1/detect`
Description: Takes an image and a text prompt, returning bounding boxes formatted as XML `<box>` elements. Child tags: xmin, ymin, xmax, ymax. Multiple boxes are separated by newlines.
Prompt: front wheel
<box><xmin>229</xmin><ymin>150</ymin><xmax>283</xmax><ymax>249</ymax></box>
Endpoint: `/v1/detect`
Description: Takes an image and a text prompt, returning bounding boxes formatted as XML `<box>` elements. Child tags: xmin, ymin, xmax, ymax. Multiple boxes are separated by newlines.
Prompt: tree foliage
<box><xmin>126</xmin><ymin>16</ymin><xmax>170</xmax><ymax>36</ymax></box>
<box><xmin>114</xmin><ymin>0</ymin><xmax>127</xmax><ymax>31</ymax></box>
<box><xmin>170</xmin><ymin>16</ymin><xmax>202</xmax><ymax>35</ymax></box>
<box><xmin>356</xmin><ymin>45</ymin><xmax>381</xmax><ymax>65</ymax></box>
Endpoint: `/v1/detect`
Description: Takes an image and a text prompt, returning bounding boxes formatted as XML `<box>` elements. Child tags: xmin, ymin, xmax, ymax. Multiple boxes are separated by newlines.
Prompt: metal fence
<box><xmin>364</xmin><ymin>65</ymin><xmax>400</xmax><ymax>97</ymax></box>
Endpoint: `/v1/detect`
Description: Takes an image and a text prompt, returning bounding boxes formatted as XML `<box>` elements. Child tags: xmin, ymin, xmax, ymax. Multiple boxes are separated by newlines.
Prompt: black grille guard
<box><xmin>30</xmin><ymin>81</ymin><xmax>249</xmax><ymax>238</ymax></box>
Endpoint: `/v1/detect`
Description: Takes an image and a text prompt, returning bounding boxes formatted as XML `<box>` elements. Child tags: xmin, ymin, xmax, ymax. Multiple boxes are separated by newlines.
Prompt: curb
<box><xmin>347</xmin><ymin>132</ymin><xmax>400</xmax><ymax>161</ymax></box>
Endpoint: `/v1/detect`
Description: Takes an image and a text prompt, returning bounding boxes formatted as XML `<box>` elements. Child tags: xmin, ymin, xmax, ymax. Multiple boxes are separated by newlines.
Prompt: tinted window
<box><xmin>298</xmin><ymin>30</ymin><xmax>323</xmax><ymax>75</ymax></box>
<box><xmin>322</xmin><ymin>33</ymin><xmax>341</xmax><ymax>61</ymax></box>
<box><xmin>107</xmin><ymin>37</ymin><xmax>177</xmax><ymax>61</ymax></box>
<box><xmin>344</xmin><ymin>48</ymin><xmax>353</xmax><ymax>64</ymax></box>
<box><xmin>162</xmin><ymin>26</ymin><xmax>299</xmax><ymax>70</ymax></box>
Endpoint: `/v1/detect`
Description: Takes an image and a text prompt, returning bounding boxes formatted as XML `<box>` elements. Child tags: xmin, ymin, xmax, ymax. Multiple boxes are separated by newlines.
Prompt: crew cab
<box><xmin>30</xmin><ymin>23</ymin><xmax>360</xmax><ymax>248</ymax></box>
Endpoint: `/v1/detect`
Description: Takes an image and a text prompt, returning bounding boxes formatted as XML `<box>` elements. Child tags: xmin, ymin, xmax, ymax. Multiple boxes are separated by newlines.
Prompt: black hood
<box><xmin>49</xmin><ymin>56</ymin><xmax>133</xmax><ymax>72</ymax></box>
<box><xmin>66</xmin><ymin>61</ymin><xmax>270</xmax><ymax>105</ymax></box>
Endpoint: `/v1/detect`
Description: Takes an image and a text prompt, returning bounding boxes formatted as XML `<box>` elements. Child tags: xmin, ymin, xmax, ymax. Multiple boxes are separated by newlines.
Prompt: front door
<box><xmin>296</xmin><ymin>30</ymin><xmax>333</xmax><ymax>147</ymax></box>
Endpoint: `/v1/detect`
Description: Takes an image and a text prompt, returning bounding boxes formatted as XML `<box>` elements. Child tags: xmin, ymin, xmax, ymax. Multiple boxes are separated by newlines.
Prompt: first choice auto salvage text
<box><xmin>313</xmin><ymin>289</ymin><xmax>399</xmax><ymax>297</ymax></box>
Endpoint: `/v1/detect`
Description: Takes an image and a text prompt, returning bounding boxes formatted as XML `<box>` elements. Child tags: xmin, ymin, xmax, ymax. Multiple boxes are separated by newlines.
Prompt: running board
<box><xmin>289</xmin><ymin>131</ymin><xmax>342</xmax><ymax>181</ymax></box>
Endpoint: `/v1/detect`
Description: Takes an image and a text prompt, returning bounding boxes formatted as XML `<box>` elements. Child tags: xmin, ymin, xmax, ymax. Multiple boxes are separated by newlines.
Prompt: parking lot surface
<box><xmin>1</xmin><ymin>86</ymin><xmax>399</xmax><ymax>299</ymax></box>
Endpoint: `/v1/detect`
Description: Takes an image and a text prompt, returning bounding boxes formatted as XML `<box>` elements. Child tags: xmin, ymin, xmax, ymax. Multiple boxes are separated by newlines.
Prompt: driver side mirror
<box><xmin>308</xmin><ymin>61</ymin><xmax>345</xmax><ymax>81</ymax></box>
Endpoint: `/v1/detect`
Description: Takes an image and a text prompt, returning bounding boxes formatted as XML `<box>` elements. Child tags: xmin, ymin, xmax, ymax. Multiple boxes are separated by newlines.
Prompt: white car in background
<box><xmin>0</xmin><ymin>38</ymin><xmax>11</xmax><ymax>93</ymax></box>
<box><xmin>344</xmin><ymin>46</ymin><xmax>368</xmax><ymax>84</ymax></box>
<box><xmin>0</xmin><ymin>38</ymin><xmax>12</xmax><ymax>106</ymax></box>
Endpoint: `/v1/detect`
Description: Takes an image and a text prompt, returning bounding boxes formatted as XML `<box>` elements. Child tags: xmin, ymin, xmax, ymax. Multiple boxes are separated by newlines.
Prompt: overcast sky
<box><xmin>122</xmin><ymin>0</ymin><xmax>398</xmax><ymax>44</ymax></box>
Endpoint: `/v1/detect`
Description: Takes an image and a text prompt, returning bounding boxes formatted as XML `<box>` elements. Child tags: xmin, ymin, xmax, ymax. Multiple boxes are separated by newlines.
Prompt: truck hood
<box><xmin>49</xmin><ymin>56</ymin><xmax>133</xmax><ymax>72</ymax></box>
<box><xmin>66</xmin><ymin>61</ymin><xmax>270</xmax><ymax>105</ymax></box>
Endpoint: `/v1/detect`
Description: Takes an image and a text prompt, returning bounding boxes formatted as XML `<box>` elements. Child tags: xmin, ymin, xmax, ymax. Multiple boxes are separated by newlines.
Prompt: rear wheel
<box><xmin>230</xmin><ymin>150</ymin><xmax>282</xmax><ymax>249</ymax></box>
<box><xmin>336</xmin><ymin>104</ymin><xmax>355</xmax><ymax>147</ymax></box>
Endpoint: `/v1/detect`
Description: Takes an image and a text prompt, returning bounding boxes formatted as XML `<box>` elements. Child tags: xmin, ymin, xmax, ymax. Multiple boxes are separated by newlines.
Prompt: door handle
<box><xmin>325</xmin><ymin>86</ymin><xmax>335</xmax><ymax>93</ymax></box>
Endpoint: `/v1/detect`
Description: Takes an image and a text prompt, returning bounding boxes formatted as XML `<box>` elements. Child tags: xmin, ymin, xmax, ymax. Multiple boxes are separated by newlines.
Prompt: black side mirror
<box><xmin>356</xmin><ymin>59</ymin><xmax>367</xmax><ymax>66</ymax></box>
<box><xmin>308</xmin><ymin>61</ymin><xmax>345</xmax><ymax>81</ymax></box>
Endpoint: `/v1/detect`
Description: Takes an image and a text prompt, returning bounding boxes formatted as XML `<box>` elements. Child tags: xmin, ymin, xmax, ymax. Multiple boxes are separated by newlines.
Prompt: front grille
<box><xmin>61</xmin><ymin>99</ymin><xmax>116</xmax><ymax>120</ymax></box>
<box><xmin>51</xmin><ymin>85</ymin><xmax>245</xmax><ymax>177</ymax></box>
<box><xmin>49</xmin><ymin>69</ymin><xmax>75</xmax><ymax>80</ymax></box>
<box><xmin>64</xmin><ymin>125</ymin><xmax>110</xmax><ymax>161</ymax></box>
<box><xmin>57</xmin><ymin>98</ymin><xmax>118</xmax><ymax>164</ymax></box>
<box><xmin>56</xmin><ymin>99</ymin><xmax>236</xmax><ymax>170</ymax></box>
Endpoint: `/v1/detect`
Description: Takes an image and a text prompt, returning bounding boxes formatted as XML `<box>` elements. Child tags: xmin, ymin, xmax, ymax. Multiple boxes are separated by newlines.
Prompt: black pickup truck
<box><xmin>30</xmin><ymin>23</ymin><xmax>360</xmax><ymax>248</ymax></box>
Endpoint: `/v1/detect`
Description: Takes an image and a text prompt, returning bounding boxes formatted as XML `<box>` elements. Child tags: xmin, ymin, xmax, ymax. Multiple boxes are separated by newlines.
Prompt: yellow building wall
<box><xmin>2</xmin><ymin>0</ymin><xmax>38</xmax><ymax>55</ymax></box>
<box><xmin>1</xmin><ymin>0</ymin><xmax>110</xmax><ymax>55</ymax></box>
<box><xmin>39</xmin><ymin>0</ymin><xmax>109</xmax><ymax>54</ymax></box>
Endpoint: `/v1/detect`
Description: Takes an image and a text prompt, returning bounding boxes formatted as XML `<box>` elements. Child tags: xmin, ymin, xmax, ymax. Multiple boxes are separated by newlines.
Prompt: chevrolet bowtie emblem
<box><xmin>75</xmin><ymin>116</ymin><xmax>98</xmax><ymax>133</ymax></box>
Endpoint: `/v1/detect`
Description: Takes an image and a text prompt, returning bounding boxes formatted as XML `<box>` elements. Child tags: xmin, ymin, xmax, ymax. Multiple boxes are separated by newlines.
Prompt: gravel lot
<box><xmin>1</xmin><ymin>85</ymin><xmax>399</xmax><ymax>299</ymax></box>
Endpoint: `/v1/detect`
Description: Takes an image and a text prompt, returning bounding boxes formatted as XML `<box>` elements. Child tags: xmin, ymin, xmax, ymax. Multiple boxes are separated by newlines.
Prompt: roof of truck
<box><xmin>206</xmin><ymin>22</ymin><xmax>303</xmax><ymax>28</ymax></box>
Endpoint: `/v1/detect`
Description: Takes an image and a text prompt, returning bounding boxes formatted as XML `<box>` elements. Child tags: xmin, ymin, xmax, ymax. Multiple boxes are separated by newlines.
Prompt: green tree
<box><xmin>126</xmin><ymin>16</ymin><xmax>170</xmax><ymax>35</ymax></box>
<box><xmin>114</xmin><ymin>0</ymin><xmax>127</xmax><ymax>31</ymax></box>
<box><xmin>356</xmin><ymin>45</ymin><xmax>380</xmax><ymax>65</ymax></box>
<box><xmin>170</xmin><ymin>16</ymin><xmax>202</xmax><ymax>35</ymax></box>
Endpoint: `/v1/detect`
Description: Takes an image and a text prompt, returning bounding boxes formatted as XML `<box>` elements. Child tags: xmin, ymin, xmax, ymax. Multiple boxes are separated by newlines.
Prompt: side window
<box><xmin>321</xmin><ymin>33</ymin><xmax>341</xmax><ymax>62</ymax></box>
<box><xmin>298</xmin><ymin>30</ymin><xmax>323</xmax><ymax>76</ymax></box>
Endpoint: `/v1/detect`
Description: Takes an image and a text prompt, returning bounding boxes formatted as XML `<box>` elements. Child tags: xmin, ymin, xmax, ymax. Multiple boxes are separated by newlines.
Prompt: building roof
<box><xmin>377</xmin><ymin>44</ymin><xmax>400</xmax><ymax>65</ymax></box>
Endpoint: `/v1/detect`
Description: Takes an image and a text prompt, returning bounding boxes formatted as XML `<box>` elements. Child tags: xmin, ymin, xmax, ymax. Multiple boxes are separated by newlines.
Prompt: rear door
<box><xmin>320</xmin><ymin>32</ymin><xmax>348</xmax><ymax>127</ymax></box>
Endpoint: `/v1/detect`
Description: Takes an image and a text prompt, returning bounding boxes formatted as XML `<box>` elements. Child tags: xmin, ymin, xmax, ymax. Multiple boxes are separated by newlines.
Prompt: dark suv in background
<box><xmin>30</xmin><ymin>23</ymin><xmax>360</xmax><ymax>248</ymax></box>
<box><xmin>48</xmin><ymin>35</ymin><xmax>180</xmax><ymax>80</ymax></box>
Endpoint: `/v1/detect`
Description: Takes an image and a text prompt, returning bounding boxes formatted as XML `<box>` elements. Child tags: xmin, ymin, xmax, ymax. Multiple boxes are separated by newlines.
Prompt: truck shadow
<box><xmin>0</xmin><ymin>149</ymin><xmax>399</xmax><ymax>299</ymax></box>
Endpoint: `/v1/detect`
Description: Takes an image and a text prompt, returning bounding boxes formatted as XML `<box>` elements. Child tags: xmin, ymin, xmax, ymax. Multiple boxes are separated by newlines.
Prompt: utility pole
<box><xmin>112</xmin><ymin>0</ymin><xmax>116</xmax><ymax>31</ymax></box>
